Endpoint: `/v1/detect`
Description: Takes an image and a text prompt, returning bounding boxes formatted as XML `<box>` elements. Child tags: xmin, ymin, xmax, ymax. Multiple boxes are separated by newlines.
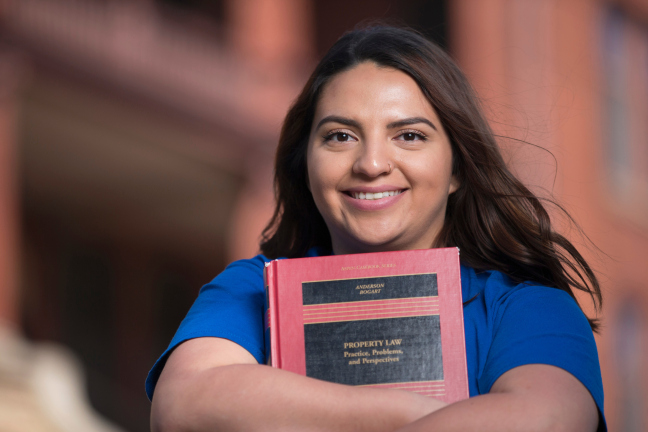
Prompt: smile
<box><xmin>350</xmin><ymin>190</ymin><xmax>403</xmax><ymax>200</ymax></box>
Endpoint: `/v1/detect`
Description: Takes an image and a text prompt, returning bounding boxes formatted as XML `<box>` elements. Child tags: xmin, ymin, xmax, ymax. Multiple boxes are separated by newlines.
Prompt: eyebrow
<box><xmin>387</xmin><ymin>117</ymin><xmax>437</xmax><ymax>131</ymax></box>
<box><xmin>315</xmin><ymin>115</ymin><xmax>361</xmax><ymax>130</ymax></box>
<box><xmin>314</xmin><ymin>115</ymin><xmax>437</xmax><ymax>131</ymax></box>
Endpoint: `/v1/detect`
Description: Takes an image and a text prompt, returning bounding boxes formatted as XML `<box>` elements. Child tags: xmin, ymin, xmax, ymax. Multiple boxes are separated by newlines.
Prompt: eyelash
<box><xmin>396</xmin><ymin>129</ymin><xmax>427</xmax><ymax>141</ymax></box>
<box><xmin>322</xmin><ymin>130</ymin><xmax>356</xmax><ymax>142</ymax></box>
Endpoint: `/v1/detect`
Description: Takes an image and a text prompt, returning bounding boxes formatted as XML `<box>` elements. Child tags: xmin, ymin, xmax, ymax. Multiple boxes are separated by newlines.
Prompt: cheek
<box><xmin>306</xmin><ymin>152</ymin><xmax>330</xmax><ymax>204</ymax></box>
<box><xmin>405</xmin><ymin>152</ymin><xmax>455</xmax><ymax>198</ymax></box>
<box><xmin>308</xmin><ymin>153</ymin><xmax>337</xmax><ymax>191</ymax></box>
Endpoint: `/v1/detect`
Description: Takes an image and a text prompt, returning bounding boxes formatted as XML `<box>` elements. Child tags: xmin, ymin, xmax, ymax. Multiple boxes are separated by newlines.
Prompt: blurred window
<box><xmin>312</xmin><ymin>0</ymin><xmax>448</xmax><ymax>56</ymax></box>
<box><xmin>613</xmin><ymin>297</ymin><xmax>646</xmax><ymax>432</ymax></box>
<box><xmin>158</xmin><ymin>0</ymin><xmax>225</xmax><ymax>23</ymax></box>
<box><xmin>601</xmin><ymin>6</ymin><xmax>648</xmax><ymax>205</ymax></box>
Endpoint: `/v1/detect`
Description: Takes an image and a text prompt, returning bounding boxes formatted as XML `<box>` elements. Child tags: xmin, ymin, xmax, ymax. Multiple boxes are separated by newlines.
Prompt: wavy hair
<box><xmin>260</xmin><ymin>25</ymin><xmax>602</xmax><ymax>330</ymax></box>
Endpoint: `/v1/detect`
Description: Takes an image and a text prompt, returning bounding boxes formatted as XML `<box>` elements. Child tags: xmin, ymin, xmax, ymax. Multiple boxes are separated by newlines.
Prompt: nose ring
<box><xmin>388</xmin><ymin>163</ymin><xmax>393</xmax><ymax>174</ymax></box>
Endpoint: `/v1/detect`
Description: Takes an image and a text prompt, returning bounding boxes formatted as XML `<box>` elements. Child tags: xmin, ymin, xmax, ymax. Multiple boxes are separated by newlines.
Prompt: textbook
<box><xmin>264</xmin><ymin>247</ymin><xmax>468</xmax><ymax>403</ymax></box>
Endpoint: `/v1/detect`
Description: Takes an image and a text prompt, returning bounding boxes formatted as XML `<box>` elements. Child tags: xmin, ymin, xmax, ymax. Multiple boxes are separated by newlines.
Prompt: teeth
<box><xmin>352</xmin><ymin>190</ymin><xmax>402</xmax><ymax>200</ymax></box>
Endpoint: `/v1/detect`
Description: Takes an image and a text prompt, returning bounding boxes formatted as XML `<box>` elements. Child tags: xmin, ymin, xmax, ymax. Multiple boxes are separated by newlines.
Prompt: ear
<box><xmin>449</xmin><ymin>175</ymin><xmax>460</xmax><ymax>194</ymax></box>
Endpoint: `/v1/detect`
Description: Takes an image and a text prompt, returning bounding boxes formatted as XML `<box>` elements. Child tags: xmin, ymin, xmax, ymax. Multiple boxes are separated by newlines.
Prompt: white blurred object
<box><xmin>0</xmin><ymin>326</ymin><xmax>126</xmax><ymax>432</ymax></box>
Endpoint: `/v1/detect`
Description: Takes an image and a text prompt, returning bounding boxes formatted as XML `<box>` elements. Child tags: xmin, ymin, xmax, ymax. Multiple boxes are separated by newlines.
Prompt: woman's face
<box><xmin>307</xmin><ymin>62</ymin><xmax>458</xmax><ymax>255</ymax></box>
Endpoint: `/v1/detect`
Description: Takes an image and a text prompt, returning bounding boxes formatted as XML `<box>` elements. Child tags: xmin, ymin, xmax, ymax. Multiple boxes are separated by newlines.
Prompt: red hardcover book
<box><xmin>264</xmin><ymin>247</ymin><xmax>468</xmax><ymax>403</ymax></box>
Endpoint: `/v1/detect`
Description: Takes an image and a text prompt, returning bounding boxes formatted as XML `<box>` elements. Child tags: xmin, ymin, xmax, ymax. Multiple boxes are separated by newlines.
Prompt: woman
<box><xmin>148</xmin><ymin>26</ymin><xmax>605</xmax><ymax>431</ymax></box>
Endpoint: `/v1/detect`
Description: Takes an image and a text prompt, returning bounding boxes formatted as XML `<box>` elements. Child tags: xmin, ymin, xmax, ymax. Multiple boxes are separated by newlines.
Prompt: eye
<box><xmin>395</xmin><ymin>130</ymin><xmax>427</xmax><ymax>141</ymax></box>
<box><xmin>323</xmin><ymin>131</ymin><xmax>356</xmax><ymax>142</ymax></box>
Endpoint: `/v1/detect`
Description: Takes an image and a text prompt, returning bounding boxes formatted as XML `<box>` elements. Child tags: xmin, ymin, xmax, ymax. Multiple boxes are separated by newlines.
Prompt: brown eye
<box><xmin>403</xmin><ymin>133</ymin><xmax>417</xmax><ymax>141</ymax></box>
<box><xmin>395</xmin><ymin>131</ymin><xmax>426</xmax><ymax>142</ymax></box>
<box><xmin>324</xmin><ymin>132</ymin><xmax>355</xmax><ymax>142</ymax></box>
<box><xmin>335</xmin><ymin>133</ymin><xmax>350</xmax><ymax>141</ymax></box>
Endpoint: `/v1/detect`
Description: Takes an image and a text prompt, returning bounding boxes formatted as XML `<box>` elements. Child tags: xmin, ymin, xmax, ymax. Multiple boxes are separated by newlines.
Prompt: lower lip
<box><xmin>342</xmin><ymin>191</ymin><xmax>406</xmax><ymax>211</ymax></box>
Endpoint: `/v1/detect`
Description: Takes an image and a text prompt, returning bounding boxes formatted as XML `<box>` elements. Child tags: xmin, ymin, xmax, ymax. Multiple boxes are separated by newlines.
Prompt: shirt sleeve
<box><xmin>145</xmin><ymin>254</ymin><xmax>268</xmax><ymax>400</ymax></box>
<box><xmin>478</xmin><ymin>285</ymin><xmax>605</xmax><ymax>428</ymax></box>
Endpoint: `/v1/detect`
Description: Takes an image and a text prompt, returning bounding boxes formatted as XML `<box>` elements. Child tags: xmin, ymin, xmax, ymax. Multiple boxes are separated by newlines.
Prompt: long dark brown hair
<box><xmin>260</xmin><ymin>25</ymin><xmax>602</xmax><ymax>330</ymax></box>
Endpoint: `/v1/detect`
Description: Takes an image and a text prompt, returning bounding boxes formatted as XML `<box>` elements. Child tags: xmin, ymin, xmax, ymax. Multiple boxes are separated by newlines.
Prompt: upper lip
<box><xmin>344</xmin><ymin>185</ymin><xmax>407</xmax><ymax>193</ymax></box>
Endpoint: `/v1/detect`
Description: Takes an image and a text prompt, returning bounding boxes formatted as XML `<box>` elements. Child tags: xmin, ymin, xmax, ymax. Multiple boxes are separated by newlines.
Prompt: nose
<box><xmin>352</xmin><ymin>140</ymin><xmax>392</xmax><ymax>178</ymax></box>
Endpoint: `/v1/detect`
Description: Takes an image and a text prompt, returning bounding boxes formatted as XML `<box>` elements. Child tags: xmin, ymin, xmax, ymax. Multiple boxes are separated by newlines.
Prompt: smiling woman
<box><xmin>148</xmin><ymin>25</ymin><xmax>605</xmax><ymax>432</ymax></box>
<box><xmin>307</xmin><ymin>63</ymin><xmax>458</xmax><ymax>255</ymax></box>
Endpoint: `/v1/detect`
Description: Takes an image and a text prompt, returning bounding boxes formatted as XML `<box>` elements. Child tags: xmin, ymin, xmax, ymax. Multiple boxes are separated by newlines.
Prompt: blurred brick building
<box><xmin>0</xmin><ymin>1</ymin><xmax>446</xmax><ymax>431</ymax></box>
<box><xmin>0</xmin><ymin>0</ymin><xmax>646</xmax><ymax>431</ymax></box>
<box><xmin>451</xmin><ymin>1</ymin><xmax>648</xmax><ymax>431</ymax></box>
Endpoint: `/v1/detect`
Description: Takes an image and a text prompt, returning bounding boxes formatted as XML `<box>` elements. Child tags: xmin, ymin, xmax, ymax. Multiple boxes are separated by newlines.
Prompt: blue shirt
<box><xmin>146</xmin><ymin>251</ymin><xmax>605</xmax><ymax>429</ymax></box>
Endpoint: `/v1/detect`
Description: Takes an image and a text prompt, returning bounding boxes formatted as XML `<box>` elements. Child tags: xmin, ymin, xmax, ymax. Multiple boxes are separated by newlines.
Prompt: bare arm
<box><xmin>395</xmin><ymin>364</ymin><xmax>599</xmax><ymax>432</ymax></box>
<box><xmin>150</xmin><ymin>337</ymin><xmax>447</xmax><ymax>432</ymax></box>
<box><xmin>151</xmin><ymin>340</ymin><xmax>599</xmax><ymax>432</ymax></box>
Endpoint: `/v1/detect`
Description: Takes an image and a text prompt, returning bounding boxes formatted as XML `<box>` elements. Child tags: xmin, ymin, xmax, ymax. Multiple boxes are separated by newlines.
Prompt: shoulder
<box><xmin>461</xmin><ymin>264</ymin><xmax>594</xmax><ymax>352</ymax></box>
<box><xmin>209</xmin><ymin>247</ymin><xmax>323</xmax><ymax>289</ymax></box>
<box><xmin>219</xmin><ymin>253</ymin><xmax>272</xmax><ymax>277</ymax></box>
<box><xmin>461</xmin><ymin>265</ymin><xmax>584</xmax><ymax>320</ymax></box>
<box><xmin>198</xmin><ymin>253</ymin><xmax>281</xmax><ymax>299</ymax></box>
<box><xmin>146</xmin><ymin>253</ymin><xmax>274</xmax><ymax>399</ymax></box>
<box><xmin>460</xmin><ymin>265</ymin><xmax>604</xmax><ymax>418</ymax></box>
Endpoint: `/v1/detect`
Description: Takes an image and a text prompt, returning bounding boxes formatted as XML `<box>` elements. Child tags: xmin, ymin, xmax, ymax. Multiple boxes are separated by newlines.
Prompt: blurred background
<box><xmin>0</xmin><ymin>0</ymin><xmax>646</xmax><ymax>431</ymax></box>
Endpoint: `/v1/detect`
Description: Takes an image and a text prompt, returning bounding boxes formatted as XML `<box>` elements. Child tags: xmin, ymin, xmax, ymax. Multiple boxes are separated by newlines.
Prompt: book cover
<box><xmin>264</xmin><ymin>247</ymin><xmax>468</xmax><ymax>403</ymax></box>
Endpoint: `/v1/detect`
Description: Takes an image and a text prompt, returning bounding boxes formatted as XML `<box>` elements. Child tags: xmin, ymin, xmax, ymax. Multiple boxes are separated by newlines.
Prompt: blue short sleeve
<box><xmin>478</xmin><ymin>285</ymin><xmax>605</xmax><ymax>425</ymax></box>
<box><xmin>145</xmin><ymin>254</ymin><xmax>270</xmax><ymax>400</ymax></box>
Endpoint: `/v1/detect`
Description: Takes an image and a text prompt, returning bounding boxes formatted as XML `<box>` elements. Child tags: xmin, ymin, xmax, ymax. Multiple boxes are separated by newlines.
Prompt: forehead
<box><xmin>313</xmin><ymin>62</ymin><xmax>438</xmax><ymax>123</ymax></box>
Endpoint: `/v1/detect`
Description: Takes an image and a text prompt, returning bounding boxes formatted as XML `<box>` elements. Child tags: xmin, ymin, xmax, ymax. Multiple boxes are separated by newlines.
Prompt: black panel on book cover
<box><xmin>302</xmin><ymin>274</ymin><xmax>443</xmax><ymax>386</ymax></box>
<box><xmin>302</xmin><ymin>274</ymin><xmax>438</xmax><ymax>304</ymax></box>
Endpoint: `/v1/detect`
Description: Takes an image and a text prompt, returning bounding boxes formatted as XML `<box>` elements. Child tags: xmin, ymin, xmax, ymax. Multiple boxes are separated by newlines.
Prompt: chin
<box><xmin>341</xmin><ymin>235</ymin><xmax>409</xmax><ymax>254</ymax></box>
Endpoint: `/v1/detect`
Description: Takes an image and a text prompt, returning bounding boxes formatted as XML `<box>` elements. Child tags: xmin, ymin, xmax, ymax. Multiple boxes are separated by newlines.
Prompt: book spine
<box><xmin>264</xmin><ymin>260</ymin><xmax>280</xmax><ymax>368</ymax></box>
<box><xmin>263</xmin><ymin>263</ymin><xmax>271</xmax><ymax>365</ymax></box>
